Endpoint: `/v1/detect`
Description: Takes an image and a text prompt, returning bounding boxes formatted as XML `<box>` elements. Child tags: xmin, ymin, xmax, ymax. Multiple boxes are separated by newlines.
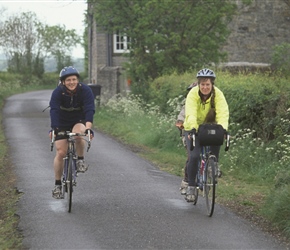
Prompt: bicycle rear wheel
<box><xmin>204</xmin><ymin>156</ymin><xmax>216</xmax><ymax>217</ymax></box>
<box><xmin>192</xmin><ymin>176</ymin><xmax>199</xmax><ymax>206</ymax></box>
<box><xmin>67</xmin><ymin>153</ymin><xmax>73</xmax><ymax>213</ymax></box>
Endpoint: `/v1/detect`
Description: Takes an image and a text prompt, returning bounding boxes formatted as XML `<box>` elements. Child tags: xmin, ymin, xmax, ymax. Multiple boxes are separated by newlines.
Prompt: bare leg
<box><xmin>72</xmin><ymin>123</ymin><xmax>86</xmax><ymax>157</ymax></box>
<box><xmin>54</xmin><ymin>139</ymin><xmax>68</xmax><ymax>180</ymax></box>
<box><xmin>72</xmin><ymin>123</ymin><xmax>88</xmax><ymax>173</ymax></box>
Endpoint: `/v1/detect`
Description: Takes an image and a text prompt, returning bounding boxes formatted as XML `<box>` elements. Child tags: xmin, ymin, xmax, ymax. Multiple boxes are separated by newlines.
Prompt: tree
<box><xmin>0</xmin><ymin>11</ymin><xmax>82</xmax><ymax>76</ymax></box>
<box><xmin>0</xmin><ymin>12</ymin><xmax>42</xmax><ymax>76</ymax></box>
<box><xmin>92</xmin><ymin>0</ymin><xmax>237</xmax><ymax>82</ymax></box>
<box><xmin>37</xmin><ymin>24</ymin><xmax>81</xmax><ymax>72</ymax></box>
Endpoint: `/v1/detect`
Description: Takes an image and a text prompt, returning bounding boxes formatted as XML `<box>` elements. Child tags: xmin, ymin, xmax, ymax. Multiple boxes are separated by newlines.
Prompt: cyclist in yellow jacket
<box><xmin>183</xmin><ymin>68</ymin><xmax>229</xmax><ymax>202</ymax></box>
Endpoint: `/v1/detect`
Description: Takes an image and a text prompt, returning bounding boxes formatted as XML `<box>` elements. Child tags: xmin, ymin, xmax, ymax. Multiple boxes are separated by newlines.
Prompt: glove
<box><xmin>50</xmin><ymin>128</ymin><xmax>59</xmax><ymax>135</ymax></box>
<box><xmin>188</xmin><ymin>128</ymin><xmax>196</xmax><ymax>151</ymax></box>
<box><xmin>175</xmin><ymin>120</ymin><xmax>184</xmax><ymax>130</ymax></box>
<box><xmin>188</xmin><ymin>128</ymin><xmax>196</xmax><ymax>136</ymax></box>
<box><xmin>85</xmin><ymin>129</ymin><xmax>94</xmax><ymax>137</ymax></box>
<box><xmin>49</xmin><ymin>128</ymin><xmax>59</xmax><ymax>141</ymax></box>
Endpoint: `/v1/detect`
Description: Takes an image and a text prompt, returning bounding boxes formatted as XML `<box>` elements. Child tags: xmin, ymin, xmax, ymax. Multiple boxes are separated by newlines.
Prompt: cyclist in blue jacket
<box><xmin>49</xmin><ymin>66</ymin><xmax>95</xmax><ymax>199</ymax></box>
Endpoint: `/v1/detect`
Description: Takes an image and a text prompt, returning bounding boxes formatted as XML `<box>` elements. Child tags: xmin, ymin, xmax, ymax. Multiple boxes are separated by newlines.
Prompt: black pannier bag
<box><xmin>198</xmin><ymin>124</ymin><xmax>224</xmax><ymax>146</ymax></box>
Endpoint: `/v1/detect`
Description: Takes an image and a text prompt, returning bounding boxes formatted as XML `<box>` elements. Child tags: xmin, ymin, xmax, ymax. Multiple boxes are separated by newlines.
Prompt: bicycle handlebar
<box><xmin>190</xmin><ymin>134</ymin><xmax>196</xmax><ymax>151</ymax></box>
<box><xmin>50</xmin><ymin>130</ymin><xmax>55</xmax><ymax>151</ymax></box>
<box><xmin>50</xmin><ymin>131</ymin><xmax>91</xmax><ymax>152</ymax></box>
<box><xmin>225</xmin><ymin>133</ymin><xmax>230</xmax><ymax>152</ymax></box>
<box><xmin>190</xmin><ymin>131</ymin><xmax>230</xmax><ymax>151</ymax></box>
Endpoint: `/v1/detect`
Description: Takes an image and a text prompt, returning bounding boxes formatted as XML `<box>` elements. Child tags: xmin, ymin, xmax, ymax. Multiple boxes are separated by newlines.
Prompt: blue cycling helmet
<box><xmin>196</xmin><ymin>68</ymin><xmax>216</xmax><ymax>79</ymax></box>
<box><xmin>59</xmin><ymin>66</ymin><xmax>80</xmax><ymax>81</ymax></box>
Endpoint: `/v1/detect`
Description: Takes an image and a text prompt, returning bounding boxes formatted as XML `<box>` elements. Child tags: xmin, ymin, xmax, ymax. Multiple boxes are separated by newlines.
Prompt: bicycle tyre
<box><xmin>67</xmin><ymin>152</ymin><xmax>73</xmax><ymax>213</ymax></box>
<box><xmin>205</xmin><ymin>156</ymin><xmax>216</xmax><ymax>217</ymax></box>
<box><xmin>62</xmin><ymin>159</ymin><xmax>68</xmax><ymax>199</ymax></box>
<box><xmin>193</xmin><ymin>177</ymin><xmax>199</xmax><ymax>205</ymax></box>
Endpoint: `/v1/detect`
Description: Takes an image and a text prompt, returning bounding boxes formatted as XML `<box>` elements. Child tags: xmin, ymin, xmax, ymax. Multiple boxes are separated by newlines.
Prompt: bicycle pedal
<box><xmin>53</xmin><ymin>193</ymin><xmax>64</xmax><ymax>199</ymax></box>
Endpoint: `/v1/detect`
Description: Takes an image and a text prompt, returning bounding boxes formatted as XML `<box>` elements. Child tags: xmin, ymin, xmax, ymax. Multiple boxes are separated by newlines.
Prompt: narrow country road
<box><xmin>3</xmin><ymin>90</ymin><xmax>287</xmax><ymax>249</ymax></box>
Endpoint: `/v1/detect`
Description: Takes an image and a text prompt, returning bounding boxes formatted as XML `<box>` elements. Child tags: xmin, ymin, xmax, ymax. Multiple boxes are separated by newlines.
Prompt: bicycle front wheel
<box><xmin>193</xmin><ymin>175</ymin><xmax>199</xmax><ymax>205</ymax></box>
<box><xmin>67</xmin><ymin>152</ymin><xmax>73</xmax><ymax>213</ymax></box>
<box><xmin>204</xmin><ymin>156</ymin><xmax>216</xmax><ymax>217</ymax></box>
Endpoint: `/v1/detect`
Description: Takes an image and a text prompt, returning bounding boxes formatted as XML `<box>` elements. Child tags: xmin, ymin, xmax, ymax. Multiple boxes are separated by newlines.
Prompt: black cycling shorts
<box><xmin>55</xmin><ymin>120</ymin><xmax>86</xmax><ymax>141</ymax></box>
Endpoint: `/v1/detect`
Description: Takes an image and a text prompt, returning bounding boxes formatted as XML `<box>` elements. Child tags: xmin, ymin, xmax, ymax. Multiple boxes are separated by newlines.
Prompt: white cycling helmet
<box><xmin>196</xmin><ymin>68</ymin><xmax>216</xmax><ymax>79</ymax></box>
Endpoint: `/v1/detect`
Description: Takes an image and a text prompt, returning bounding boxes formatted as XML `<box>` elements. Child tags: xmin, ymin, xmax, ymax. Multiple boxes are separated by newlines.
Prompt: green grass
<box><xmin>0</xmin><ymin>117</ymin><xmax>22</xmax><ymax>249</ymax></box>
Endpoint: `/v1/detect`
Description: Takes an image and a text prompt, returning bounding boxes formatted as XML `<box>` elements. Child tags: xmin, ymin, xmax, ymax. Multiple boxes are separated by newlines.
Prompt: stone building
<box><xmin>223</xmin><ymin>0</ymin><xmax>290</xmax><ymax>62</ymax></box>
<box><xmin>87</xmin><ymin>0</ymin><xmax>290</xmax><ymax>102</ymax></box>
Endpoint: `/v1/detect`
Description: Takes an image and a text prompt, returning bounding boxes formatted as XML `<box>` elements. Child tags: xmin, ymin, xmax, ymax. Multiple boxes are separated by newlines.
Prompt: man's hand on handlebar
<box><xmin>85</xmin><ymin>128</ymin><xmax>94</xmax><ymax>140</ymax></box>
<box><xmin>49</xmin><ymin>128</ymin><xmax>58</xmax><ymax>141</ymax></box>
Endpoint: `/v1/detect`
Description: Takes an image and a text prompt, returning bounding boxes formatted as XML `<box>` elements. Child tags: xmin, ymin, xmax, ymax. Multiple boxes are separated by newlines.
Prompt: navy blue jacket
<box><xmin>49</xmin><ymin>83</ymin><xmax>95</xmax><ymax>129</ymax></box>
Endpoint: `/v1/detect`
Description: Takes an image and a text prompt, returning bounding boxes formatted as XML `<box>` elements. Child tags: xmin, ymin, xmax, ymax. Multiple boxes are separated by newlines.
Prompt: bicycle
<box><xmin>191</xmin><ymin>124</ymin><xmax>230</xmax><ymax>217</ymax></box>
<box><xmin>51</xmin><ymin>130</ymin><xmax>91</xmax><ymax>213</ymax></box>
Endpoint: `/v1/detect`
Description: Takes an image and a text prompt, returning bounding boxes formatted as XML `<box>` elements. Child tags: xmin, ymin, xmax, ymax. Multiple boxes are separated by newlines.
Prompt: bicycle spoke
<box><xmin>193</xmin><ymin>175</ymin><xmax>199</xmax><ymax>205</ymax></box>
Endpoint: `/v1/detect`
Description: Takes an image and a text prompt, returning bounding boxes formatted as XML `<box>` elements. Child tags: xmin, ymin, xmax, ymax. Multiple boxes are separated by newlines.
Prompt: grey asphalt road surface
<box><xmin>3</xmin><ymin>90</ymin><xmax>288</xmax><ymax>249</ymax></box>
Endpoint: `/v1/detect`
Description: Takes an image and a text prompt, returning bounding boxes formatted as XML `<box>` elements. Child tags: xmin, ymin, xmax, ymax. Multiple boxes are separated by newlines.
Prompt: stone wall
<box><xmin>222</xmin><ymin>0</ymin><xmax>290</xmax><ymax>63</ymax></box>
<box><xmin>96</xmin><ymin>66</ymin><xmax>130</xmax><ymax>104</ymax></box>
<box><xmin>112</xmin><ymin>55</ymin><xmax>129</xmax><ymax>68</ymax></box>
<box><xmin>96</xmin><ymin>67</ymin><xmax>119</xmax><ymax>103</ymax></box>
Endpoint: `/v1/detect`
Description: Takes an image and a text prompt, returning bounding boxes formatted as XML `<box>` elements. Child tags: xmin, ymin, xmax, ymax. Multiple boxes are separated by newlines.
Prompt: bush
<box><xmin>262</xmin><ymin>185</ymin><xmax>290</xmax><ymax>238</ymax></box>
<box><xmin>145</xmin><ymin>70</ymin><xmax>290</xmax><ymax>142</ymax></box>
<box><xmin>271</xmin><ymin>43</ymin><xmax>290</xmax><ymax>78</ymax></box>
<box><xmin>220</xmin><ymin>72</ymin><xmax>290</xmax><ymax>141</ymax></box>
<box><xmin>147</xmin><ymin>71</ymin><xmax>191</xmax><ymax>113</ymax></box>
<box><xmin>41</xmin><ymin>72</ymin><xmax>59</xmax><ymax>86</ymax></box>
<box><xmin>96</xmin><ymin>94</ymin><xmax>182</xmax><ymax>149</ymax></box>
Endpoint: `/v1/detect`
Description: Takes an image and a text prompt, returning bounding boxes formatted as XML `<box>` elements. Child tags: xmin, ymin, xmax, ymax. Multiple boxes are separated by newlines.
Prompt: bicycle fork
<box><xmin>62</xmin><ymin>155</ymin><xmax>78</xmax><ymax>187</ymax></box>
<box><xmin>197</xmin><ymin>160</ymin><xmax>205</xmax><ymax>196</ymax></box>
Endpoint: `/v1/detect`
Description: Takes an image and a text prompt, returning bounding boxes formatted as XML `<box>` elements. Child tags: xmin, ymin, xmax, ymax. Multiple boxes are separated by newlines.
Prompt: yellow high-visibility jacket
<box><xmin>183</xmin><ymin>86</ymin><xmax>229</xmax><ymax>131</ymax></box>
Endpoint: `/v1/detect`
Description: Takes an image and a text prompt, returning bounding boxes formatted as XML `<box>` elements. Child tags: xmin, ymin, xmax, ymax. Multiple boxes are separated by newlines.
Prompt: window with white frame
<box><xmin>113</xmin><ymin>31</ymin><xmax>131</xmax><ymax>53</ymax></box>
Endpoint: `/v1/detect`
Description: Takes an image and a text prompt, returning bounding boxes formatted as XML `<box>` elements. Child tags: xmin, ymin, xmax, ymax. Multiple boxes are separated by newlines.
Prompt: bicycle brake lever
<box><xmin>50</xmin><ymin>130</ymin><xmax>55</xmax><ymax>151</ymax></box>
<box><xmin>190</xmin><ymin>134</ymin><xmax>195</xmax><ymax>151</ymax></box>
<box><xmin>87</xmin><ymin>130</ymin><xmax>91</xmax><ymax>152</ymax></box>
<box><xmin>225</xmin><ymin>133</ymin><xmax>230</xmax><ymax>151</ymax></box>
